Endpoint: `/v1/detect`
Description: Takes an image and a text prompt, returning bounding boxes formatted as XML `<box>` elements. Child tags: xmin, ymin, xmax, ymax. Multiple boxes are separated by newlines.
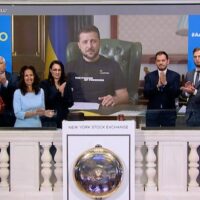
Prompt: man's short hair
<box><xmin>193</xmin><ymin>48</ymin><xmax>200</xmax><ymax>55</ymax></box>
<box><xmin>78</xmin><ymin>25</ymin><xmax>100</xmax><ymax>41</ymax></box>
<box><xmin>155</xmin><ymin>51</ymin><xmax>169</xmax><ymax>60</ymax></box>
<box><xmin>0</xmin><ymin>56</ymin><xmax>6</xmax><ymax>64</ymax></box>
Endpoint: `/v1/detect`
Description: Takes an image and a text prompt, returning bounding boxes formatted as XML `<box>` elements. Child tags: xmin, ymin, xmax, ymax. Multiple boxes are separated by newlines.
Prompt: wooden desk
<box><xmin>70</xmin><ymin>103</ymin><xmax>146</xmax><ymax>128</ymax></box>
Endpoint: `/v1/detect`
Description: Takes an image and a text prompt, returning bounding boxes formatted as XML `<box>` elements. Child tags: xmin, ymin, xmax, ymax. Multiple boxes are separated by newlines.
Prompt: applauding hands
<box><xmin>57</xmin><ymin>82</ymin><xmax>66</xmax><ymax>97</ymax></box>
<box><xmin>181</xmin><ymin>81</ymin><xmax>196</xmax><ymax>95</ymax></box>
<box><xmin>157</xmin><ymin>71</ymin><xmax>167</xmax><ymax>87</ymax></box>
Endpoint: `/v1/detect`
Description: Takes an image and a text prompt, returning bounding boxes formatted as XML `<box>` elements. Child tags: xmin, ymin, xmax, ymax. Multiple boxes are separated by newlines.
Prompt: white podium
<box><xmin>62</xmin><ymin>120</ymin><xmax>135</xmax><ymax>200</ymax></box>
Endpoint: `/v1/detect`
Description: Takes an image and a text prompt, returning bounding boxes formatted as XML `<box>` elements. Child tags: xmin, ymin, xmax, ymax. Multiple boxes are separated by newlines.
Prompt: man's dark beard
<box><xmin>158</xmin><ymin>65</ymin><xmax>167</xmax><ymax>71</ymax></box>
<box><xmin>196</xmin><ymin>64</ymin><xmax>200</xmax><ymax>69</ymax></box>
<box><xmin>83</xmin><ymin>50</ymin><xmax>99</xmax><ymax>61</ymax></box>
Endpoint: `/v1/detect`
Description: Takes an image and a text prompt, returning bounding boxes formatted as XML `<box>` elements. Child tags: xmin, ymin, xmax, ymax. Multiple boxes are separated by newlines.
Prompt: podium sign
<box><xmin>62</xmin><ymin>120</ymin><xmax>135</xmax><ymax>200</ymax></box>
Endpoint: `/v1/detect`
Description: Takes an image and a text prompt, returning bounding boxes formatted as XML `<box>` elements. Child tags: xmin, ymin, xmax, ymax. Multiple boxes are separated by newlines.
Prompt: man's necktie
<box><xmin>195</xmin><ymin>71</ymin><xmax>200</xmax><ymax>87</ymax></box>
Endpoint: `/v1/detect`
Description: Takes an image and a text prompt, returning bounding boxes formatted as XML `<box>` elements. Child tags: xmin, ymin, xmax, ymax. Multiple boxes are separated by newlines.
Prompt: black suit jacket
<box><xmin>0</xmin><ymin>71</ymin><xmax>18</xmax><ymax>112</ymax></box>
<box><xmin>0</xmin><ymin>71</ymin><xmax>18</xmax><ymax>126</ymax></box>
<box><xmin>183</xmin><ymin>70</ymin><xmax>200</xmax><ymax>126</ymax></box>
<box><xmin>144</xmin><ymin>69</ymin><xmax>180</xmax><ymax>110</ymax></box>
<box><xmin>40</xmin><ymin>80</ymin><xmax>74</xmax><ymax>128</ymax></box>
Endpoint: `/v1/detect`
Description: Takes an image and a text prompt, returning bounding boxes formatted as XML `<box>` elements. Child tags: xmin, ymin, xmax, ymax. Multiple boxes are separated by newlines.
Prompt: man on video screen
<box><xmin>66</xmin><ymin>25</ymin><xmax>129</xmax><ymax>107</ymax></box>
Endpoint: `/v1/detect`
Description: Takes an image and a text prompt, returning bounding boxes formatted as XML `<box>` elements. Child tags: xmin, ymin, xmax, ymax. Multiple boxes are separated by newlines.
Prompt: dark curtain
<box><xmin>68</xmin><ymin>16</ymin><xmax>94</xmax><ymax>42</ymax></box>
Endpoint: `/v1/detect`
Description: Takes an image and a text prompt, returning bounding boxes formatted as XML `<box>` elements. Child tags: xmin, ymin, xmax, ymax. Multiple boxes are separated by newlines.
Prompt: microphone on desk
<box><xmin>117</xmin><ymin>114</ymin><xmax>125</xmax><ymax>121</ymax></box>
<box><xmin>67</xmin><ymin>112</ymin><xmax>84</xmax><ymax>121</ymax></box>
<box><xmin>67</xmin><ymin>112</ymin><xmax>125</xmax><ymax>121</ymax></box>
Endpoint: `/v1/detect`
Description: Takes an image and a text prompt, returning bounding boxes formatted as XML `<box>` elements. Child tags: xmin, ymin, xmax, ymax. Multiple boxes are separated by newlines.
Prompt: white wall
<box><xmin>118</xmin><ymin>15</ymin><xmax>188</xmax><ymax>55</ymax></box>
<box><xmin>94</xmin><ymin>15</ymin><xmax>111</xmax><ymax>38</ymax></box>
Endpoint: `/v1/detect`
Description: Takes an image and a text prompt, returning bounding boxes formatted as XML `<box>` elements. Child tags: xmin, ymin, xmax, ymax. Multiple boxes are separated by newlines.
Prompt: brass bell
<box><xmin>73</xmin><ymin>144</ymin><xmax>124</xmax><ymax>200</ymax></box>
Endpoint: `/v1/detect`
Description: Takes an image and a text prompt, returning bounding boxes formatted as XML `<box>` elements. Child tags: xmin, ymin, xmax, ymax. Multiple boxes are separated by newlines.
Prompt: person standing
<box><xmin>181</xmin><ymin>48</ymin><xmax>200</xmax><ymax>126</ymax></box>
<box><xmin>40</xmin><ymin>60</ymin><xmax>74</xmax><ymax>128</ymax></box>
<box><xmin>13</xmin><ymin>65</ymin><xmax>53</xmax><ymax>127</ymax></box>
<box><xmin>143</xmin><ymin>51</ymin><xmax>181</xmax><ymax>127</ymax></box>
<box><xmin>0</xmin><ymin>56</ymin><xmax>18</xmax><ymax>127</ymax></box>
<box><xmin>66</xmin><ymin>25</ymin><xmax>129</xmax><ymax>107</ymax></box>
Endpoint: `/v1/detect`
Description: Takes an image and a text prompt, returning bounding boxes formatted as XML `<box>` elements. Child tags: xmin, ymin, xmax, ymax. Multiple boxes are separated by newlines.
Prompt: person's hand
<box><xmin>58</xmin><ymin>82</ymin><xmax>66</xmax><ymax>96</ymax></box>
<box><xmin>181</xmin><ymin>81</ymin><xmax>196</xmax><ymax>94</ymax></box>
<box><xmin>98</xmin><ymin>95</ymin><xmax>116</xmax><ymax>107</ymax></box>
<box><xmin>35</xmin><ymin>108</ymin><xmax>45</xmax><ymax>116</ymax></box>
<box><xmin>157</xmin><ymin>75</ymin><xmax>163</xmax><ymax>87</ymax></box>
<box><xmin>0</xmin><ymin>97</ymin><xmax>5</xmax><ymax>113</ymax></box>
<box><xmin>185</xmin><ymin>81</ymin><xmax>193</xmax><ymax>88</ymax></box>
<box><xmin>157</xmin><ymin>71</ymin><xmax>167</xmax><ymax>88</ymax></box>
<box><xmin>157</xmin><ymin>79</ymin><xmax>162</xmax><ymax>87</ymax></box>
<box><xmin>181</xmin><ymin>86</ymin><xmax>195</xmax><ymax>94</ymax></box>
<box><xmin>0</xmin><ymin>72</ymin><xmax>7</xmax><ymax>85</ymax></box>
<box><xmin>44</xmin><ymin>110</ymin><xmax>56</xmax><ymax>118</ymax></box>
<box><xmin>0</xmin><ymin>104</ymin><xmax>2</xmax><ymax>113</ymax></box>
<box><xmin>160</xmin><ymin>71</ymin><xmax>167</xmax><ymax>85</ymax></box>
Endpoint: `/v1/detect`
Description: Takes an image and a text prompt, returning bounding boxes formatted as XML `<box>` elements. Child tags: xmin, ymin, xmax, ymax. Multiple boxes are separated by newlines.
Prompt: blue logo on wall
<box><xmin>188</xmin><ymin>15</ymin><xmax>200</xmax><ymax>71</ymax></box>
<box><xmin>0</xmin><ymin>32</ymin><xmax>8</xmax><ymax>42</ymax></box>
<box><xmin>0</xmin><ymin>16</ymin><xmax>12</xmax><ymax>72</ymax></box>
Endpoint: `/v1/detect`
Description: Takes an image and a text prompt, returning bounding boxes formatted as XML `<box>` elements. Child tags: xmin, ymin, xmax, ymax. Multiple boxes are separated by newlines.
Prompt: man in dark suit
<box><xmin>0</xmin><ymin>56</ymin><xmax>18</xmax><ymax>127</ymax></box>
<box><xmin>143</xmin><ymin>51</ymin><xmax>181</xmax><ymax>127</ymax></box>
<box><xmin>181</xmin><ymin>48</ymin><xmax>200</xmax><ymax>126</ymax></box>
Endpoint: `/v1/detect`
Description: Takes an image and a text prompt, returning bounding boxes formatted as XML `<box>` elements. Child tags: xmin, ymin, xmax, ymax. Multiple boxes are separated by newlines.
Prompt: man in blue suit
<box><xmin>181</xmin><ymin>48</ymin><xmax>200</xmax><ymax>126</ymax></box>
<box><xmin>0</xmin><ymin>56</ymin><xmax>18</xmax><ymax>127</ymax></box>
<box><xmin>144</xmin><ymin>51</ymin><xmax>181</xmax><ymax>127</ymax></box>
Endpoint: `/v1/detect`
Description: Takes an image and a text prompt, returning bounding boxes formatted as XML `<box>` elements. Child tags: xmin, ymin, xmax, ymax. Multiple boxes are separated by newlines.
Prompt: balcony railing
<box><xmin>0</xmin><ymin>127</ymin><xmax>200</xmax><ymax>200</ymax></box>
<box><xmin>0</xmin><ymin>128</ymin><xmax>62</xmax><ymax>200</ymax></box>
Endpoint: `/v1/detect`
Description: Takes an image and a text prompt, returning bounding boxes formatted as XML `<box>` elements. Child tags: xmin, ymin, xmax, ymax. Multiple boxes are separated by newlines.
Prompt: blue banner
<box><xmin>188</xmin><ymin>15</ymin><xmax>200</xmax><ymax>71</ymax></box>
<box><xmin>0</xmin><ymin>16</ymin><xmax>12</xmax><ymax>72</ymax></box>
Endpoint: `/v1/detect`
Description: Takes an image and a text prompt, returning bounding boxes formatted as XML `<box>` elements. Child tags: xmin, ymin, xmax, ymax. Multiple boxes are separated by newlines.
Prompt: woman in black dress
<box><xmin>40</xmin><ymin>60</ymin><xmax>74</xmax><ymax>128</ymax></box>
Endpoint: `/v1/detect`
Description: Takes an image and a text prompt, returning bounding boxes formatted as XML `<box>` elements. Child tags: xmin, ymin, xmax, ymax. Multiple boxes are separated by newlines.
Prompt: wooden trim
<box><xmin>111</xmin><ymin>15</ymin><xmax>118</xmax><ymax>39</ymax></box>
<box><xmin>142</xmin><ymin>54</ymin><xmax>187</xmax><ymax>64</ymax></box>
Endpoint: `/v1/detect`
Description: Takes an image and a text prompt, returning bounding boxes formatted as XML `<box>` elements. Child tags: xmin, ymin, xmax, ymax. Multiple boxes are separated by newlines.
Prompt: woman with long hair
<box><xmin>13</xmin><ymin>65</ymin><xmax>53</xmax><ymax>127</ymax></box>
<box><xmin>40</xmin><ymin>60</ymin><xmax>74</xmax><ymax>128</ymax></box>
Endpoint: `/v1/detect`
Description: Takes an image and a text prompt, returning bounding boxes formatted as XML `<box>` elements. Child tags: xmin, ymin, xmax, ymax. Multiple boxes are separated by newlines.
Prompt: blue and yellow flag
<box><xmin>44</xmin><ymin>16</ymin><xmax>69</xmax><ymax>78</ymax></box>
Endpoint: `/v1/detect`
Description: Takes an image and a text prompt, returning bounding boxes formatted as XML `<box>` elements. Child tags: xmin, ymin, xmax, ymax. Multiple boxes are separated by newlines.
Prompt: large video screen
<box><xmin>0</xmin><ymin>3</ymin><xmax>200</xmax><ymax>128</ymax></box>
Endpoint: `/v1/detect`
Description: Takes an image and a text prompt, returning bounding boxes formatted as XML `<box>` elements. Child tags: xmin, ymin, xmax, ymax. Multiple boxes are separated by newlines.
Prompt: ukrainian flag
<box><xmin>44</xmin><ymin>16</ymin><xmax>69</xmax><ymax>78</ymax></box>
